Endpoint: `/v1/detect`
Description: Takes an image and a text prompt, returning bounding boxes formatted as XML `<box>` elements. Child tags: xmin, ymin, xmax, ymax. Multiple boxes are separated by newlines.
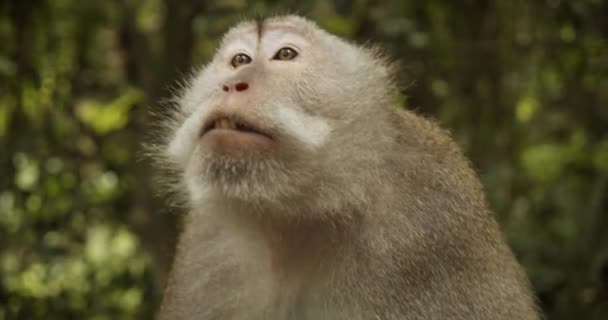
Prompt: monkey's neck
<box><xmin>258</xmin><ymin>214</ymin><xmax>359</xmax><ymax>274</ymax></box>
<box><xmin>193</xmin><ymin>198</ymin><xmax>361</xmax><ymax>277</ymax></box>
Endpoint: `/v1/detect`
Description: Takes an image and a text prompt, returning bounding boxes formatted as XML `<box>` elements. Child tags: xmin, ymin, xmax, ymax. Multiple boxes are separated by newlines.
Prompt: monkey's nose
<box><xmin>222</xmin><ymin>82</ymin><xmax>249</xmax><ymax>93</ymax></box>
<box><xmin>235</xmin><ymin>82</ymin><xmax>249</xmax><ymax>92</ymax></box>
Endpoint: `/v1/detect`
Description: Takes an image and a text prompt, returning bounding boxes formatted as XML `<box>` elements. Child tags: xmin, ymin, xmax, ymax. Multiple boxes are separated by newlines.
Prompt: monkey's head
<box><xmin>163</xmin><ymin>16</ymin><xmax>395</xmax><ymax>213</ymax></box>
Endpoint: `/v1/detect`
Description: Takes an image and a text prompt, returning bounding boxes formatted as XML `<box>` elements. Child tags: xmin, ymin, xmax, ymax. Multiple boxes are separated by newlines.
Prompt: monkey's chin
<box><xmin>201</xmin><ymin>129</ymin><xmax>275</xmax><ymax>156</ymax></box>
<box><xmin>194</xmin><ymin>130</ymin><xmax>303</xmax><ymax>203</ymax></box>
<box><xmin>194</xmin><ymin>150</ymin><xmax>292</xmax><ymax>204</ymax></box>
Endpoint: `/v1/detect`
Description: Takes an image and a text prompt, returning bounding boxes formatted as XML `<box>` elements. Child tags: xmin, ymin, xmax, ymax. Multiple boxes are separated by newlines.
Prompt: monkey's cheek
<box><xmin>201</xmin><ymin>129</ymin><xmax>276</xmax><ymax>157</ymax></box>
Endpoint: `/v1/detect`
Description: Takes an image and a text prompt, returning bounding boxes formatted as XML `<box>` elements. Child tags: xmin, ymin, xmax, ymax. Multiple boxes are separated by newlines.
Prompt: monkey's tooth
<box><xmin>223</xmin><ymin>119</ymin><xmax>232</xmax><ymax>129</ymax></box>
<box><xmin>226</xmin><ymin>119</ymin><xmax>237</xmax><ymax>130</ymax></box>
<box><xmin>214</xmin><ymin>118</ymin><xmax>239</xmax><ymax>130</ymax></box>
<box><xmin>217</xmin><ymin>119</ymin><xmax>229</xmax><ymax>129</ymax></box>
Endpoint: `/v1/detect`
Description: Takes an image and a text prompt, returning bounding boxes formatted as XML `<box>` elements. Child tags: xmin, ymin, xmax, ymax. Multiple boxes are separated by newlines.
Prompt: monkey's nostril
<box><xmin>235</xmin><ymin>82</ymin><xmax>249</xmax><ymax>92</ymax></box>
<box><xmin>222</xmin><ymin>85</ymin><xmax>229</xmax><ymax>92</ymax></box>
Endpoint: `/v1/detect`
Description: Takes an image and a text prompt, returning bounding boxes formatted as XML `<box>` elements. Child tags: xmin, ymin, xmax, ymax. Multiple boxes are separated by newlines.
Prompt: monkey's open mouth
<box><xmin>201</xmin><ymin>113</ymin><xmax>272</xmax><ymax>140</ymax></box>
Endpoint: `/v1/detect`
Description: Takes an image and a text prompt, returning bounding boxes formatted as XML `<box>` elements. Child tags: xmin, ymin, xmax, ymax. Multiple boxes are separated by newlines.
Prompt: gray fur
<box><xmin>155</xmin><ymin>15</ymin><xmax>539</xmax><ymax>320</ymax></box>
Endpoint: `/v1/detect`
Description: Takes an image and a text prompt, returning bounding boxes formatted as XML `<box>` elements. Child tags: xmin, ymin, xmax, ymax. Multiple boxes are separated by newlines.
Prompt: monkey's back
<box><xmin>333</xmin><ymin>108</ymin><xmax>539</xmax><ymax>319</ymax></box>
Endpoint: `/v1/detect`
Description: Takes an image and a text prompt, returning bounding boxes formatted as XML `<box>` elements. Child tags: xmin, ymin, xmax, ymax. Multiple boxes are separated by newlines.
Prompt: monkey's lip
<box><xmin>200</xmin><ymin>113</ymin><xmax>273</xmax><ymax>140</ymax></box>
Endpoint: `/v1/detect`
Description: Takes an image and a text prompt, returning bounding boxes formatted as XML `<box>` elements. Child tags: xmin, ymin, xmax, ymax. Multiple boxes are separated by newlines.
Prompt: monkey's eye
<box><xmin>273</xmin><ymin>47</ymin><xmax>298</xmax><ymax>61</ymax></box>
<box><xmin>231</xmin><ymin>53</ymin><xmax>252</xmax><ymax>68</ymax></box>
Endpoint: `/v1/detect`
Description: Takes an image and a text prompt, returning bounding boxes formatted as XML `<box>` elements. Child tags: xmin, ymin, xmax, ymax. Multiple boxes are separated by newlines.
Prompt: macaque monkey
<box><xmin>155</xmin><ymin>15</ymin><xmax>539</xmax><ymax>320</ymax></box>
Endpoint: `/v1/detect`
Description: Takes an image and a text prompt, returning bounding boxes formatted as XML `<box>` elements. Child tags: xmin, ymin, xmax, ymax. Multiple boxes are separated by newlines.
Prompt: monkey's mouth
<box><xmin>201</xmin><ymin>113</ymin><xmax>272</xmax><ymax>140</ymax></box>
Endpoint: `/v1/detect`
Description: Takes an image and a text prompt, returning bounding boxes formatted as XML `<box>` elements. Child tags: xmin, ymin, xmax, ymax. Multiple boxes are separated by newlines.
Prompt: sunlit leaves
<box><xmin>0</xmin><ymin>95</ymin><xmax>14</xmax><ymax>138</ymax></box>
<box><xmin>14</xmin><ymin>153</ymin><xmax>40</xmax><ymax>192</ymax></box>
<box><xmin>321</xmin><ymin>16</ymin><xmax>355</xmax><ymax>37</ymax></box>
<box><xmin>431</xmin><ymin>79</ymin><xmax>449</xmax><ymax>98</ymax></box>
<box><xmin>76</xmin><ymin>88</ymin><xmax>143</xmax><ymax>135</ymax></box>
<box><xmin>560</xmin><ymin>24</ymin><xmax>576</xmax><ymax>42</ymax></box>
<box><xmin>136</xmin><ymin>0</ymin><xmax>163</xmax><ymax>33</ymax></box>
<box><xmin>521</xmin><ymin>132</ymin><xmax>587</xmax><ymax>183</ymax></box>
<box><xmin>86</xmin><ymin>170</ymin><xmax>120</xmax><ymax>202</ymax></box>
<box><xmin>1</xmin><ymin>1</ymin><xmax>152</xmax><ymax>317</ymax></box>
<box><xmin>593</xmin><ymin>140</ymin><xmax>608</xmax><ymax>174</ymax></box>
<box><xmin>86</xmin><ymin>225</ymin><xmax>138</xmax><ymax>267</ymax></box>
<box><xmin>1</xmin><ymin>224</ymin><xmax>149</xmax><ymax>312</ymax></box>
<box><xmin>516</xmin><ymin>96</ymin><xmax>540</xmax><ymax>123</ymax></box>
<box><xmin>0</xmin><ymin>191</ymin><xmax>20</xmax><ymax>233</ymax></box>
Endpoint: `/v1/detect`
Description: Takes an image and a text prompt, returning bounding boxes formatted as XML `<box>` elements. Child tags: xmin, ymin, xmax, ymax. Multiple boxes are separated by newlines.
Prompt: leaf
<box><xmin>76</xmin><ymin>88</ymin><xmax>143</xmax><ymax>135</ymax></box>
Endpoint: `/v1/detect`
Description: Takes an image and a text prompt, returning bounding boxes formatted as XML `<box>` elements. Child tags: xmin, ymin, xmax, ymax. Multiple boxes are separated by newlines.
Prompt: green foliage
<box><xmin>76</xmin><ymin>88</ymin><xmax>143</xmax><ymax>135</ymax></box>
<box><xmin>1</xmin><ymin>0</ymin><xmax>607</xmax><ymax>319</ymax></box>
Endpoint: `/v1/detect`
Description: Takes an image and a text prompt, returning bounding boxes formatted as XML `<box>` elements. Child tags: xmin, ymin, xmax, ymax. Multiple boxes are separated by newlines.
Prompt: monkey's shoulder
<box><xmin>389</xmin><ymin>107</ymin><xmax>465</xmax><ymax>161</ymax></box>
<box><xmin>386</xmin><ymin>107</ymin><xmax>486</xmax><ymax>206</ymax></box>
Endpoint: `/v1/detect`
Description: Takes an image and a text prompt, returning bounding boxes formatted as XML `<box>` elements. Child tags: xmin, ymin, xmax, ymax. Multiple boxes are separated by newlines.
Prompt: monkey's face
<box><xmin>166</xmin><ymin>16</ymin><xmax>391</xmax><ymax>205</ymax></box>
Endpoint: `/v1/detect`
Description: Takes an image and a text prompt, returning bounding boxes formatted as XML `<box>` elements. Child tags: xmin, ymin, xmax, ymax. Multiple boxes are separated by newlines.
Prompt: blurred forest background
<box><xmin>1</xmin><ymin>0</ymin><xmax>607</xmax><ymax>319</ymax></box>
